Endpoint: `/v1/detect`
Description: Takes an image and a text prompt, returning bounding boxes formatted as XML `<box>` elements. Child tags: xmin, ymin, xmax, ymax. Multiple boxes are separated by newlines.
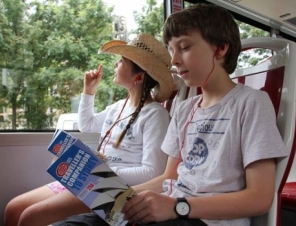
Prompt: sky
<box><xmin>103</xmin><ymin>0</ymin><xmax>162</xmax><ymax>31</ymax></box>
<box><xmin>25</xmin><ymin>0</ymin><xmax>162</xmax><ymax>32</ymax></box>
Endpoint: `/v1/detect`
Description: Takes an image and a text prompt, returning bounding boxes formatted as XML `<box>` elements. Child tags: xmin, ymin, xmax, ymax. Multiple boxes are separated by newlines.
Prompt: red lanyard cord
<box><xmin>99</xmin><ymin>112</ymin><xmax>134</xmax><ymax>153</ymax></box>
<box><xmin>97</xmin><ymin>95</ymin><xmax>130</xmax><ymax>153</ymax></box>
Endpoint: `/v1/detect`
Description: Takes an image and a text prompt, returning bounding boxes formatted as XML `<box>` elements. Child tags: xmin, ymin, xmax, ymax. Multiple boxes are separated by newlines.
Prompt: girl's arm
<box><xmin>78</xmin><ymin>93</ymin><xmax>107</xmax><ymax>133</ymax></box>
<box><xmin>132</xmin><ymin>155</ymin><xmax>180</xmax><ymax>193</ymax></box>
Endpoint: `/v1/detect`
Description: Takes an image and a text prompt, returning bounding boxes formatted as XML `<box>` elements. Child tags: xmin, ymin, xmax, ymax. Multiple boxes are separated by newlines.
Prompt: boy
<box><xmin>52</xmin><ymin>3</ymin><xmax>287</xmax><ymax>226</ymax></box>
<box><xmin>122</xmin><ymin>3</ymin><xmax>287</xmax><ymax>226</ymax></box>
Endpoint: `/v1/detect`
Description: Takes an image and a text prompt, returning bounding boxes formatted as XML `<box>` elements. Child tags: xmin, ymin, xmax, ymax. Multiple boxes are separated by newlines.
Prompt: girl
<box><xmin>4</xmin><ymin>33</ymin><xmax>175</xmax><ymax>226</ymax></box>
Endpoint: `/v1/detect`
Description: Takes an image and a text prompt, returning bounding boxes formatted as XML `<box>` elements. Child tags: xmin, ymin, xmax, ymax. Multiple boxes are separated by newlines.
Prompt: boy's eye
<box><xmin>181</xmin><ymin>46</ymin><xmax>190</xmax><ymax>50</ymax></box>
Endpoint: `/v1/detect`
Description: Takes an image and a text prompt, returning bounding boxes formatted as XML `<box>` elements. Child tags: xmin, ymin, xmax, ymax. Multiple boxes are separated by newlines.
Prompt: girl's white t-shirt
<box><xmin>78</xmin><ymin>93</ymin><xmax>170</xmax><ymax>186</ymax></box>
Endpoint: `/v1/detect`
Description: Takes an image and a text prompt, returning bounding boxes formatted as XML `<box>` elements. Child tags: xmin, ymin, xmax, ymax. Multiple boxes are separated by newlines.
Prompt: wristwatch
<box><xmin>174</xmin><ymin>197</ymin><xmax>191</xmax><ymax>219</ymax></box>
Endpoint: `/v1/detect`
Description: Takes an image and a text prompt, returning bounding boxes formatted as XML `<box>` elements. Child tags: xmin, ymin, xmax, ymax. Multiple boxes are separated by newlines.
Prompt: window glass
<box><xmin>0</xmin><ymin>0</ymin><xmax>273</xmax><ymax>131</ymax></box>
<box><xmin>0</xmin><ymin>0</ymin><xmax>163</xmax><ymax>131</ymax></box>
<box><xmin>237</xmin><ymin>21</ymin><xmax>272</xmax><ymax>69</ymax></box>
<box><xmin>183</xmin><ymin>2</ymin><xmax>272</xmax><ymax>69</ymax></box>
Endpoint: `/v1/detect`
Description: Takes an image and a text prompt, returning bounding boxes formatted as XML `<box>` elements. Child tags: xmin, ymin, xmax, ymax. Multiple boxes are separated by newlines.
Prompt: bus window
<box><xmin>0</xmin><ymin>0</ymin><xmax>293</xmax><ymax>131</ymax></box>
<box><xmin>0</xmin><ymin>0</ymin><xmax>163</xmax><ymax>131</ymax></box>
<box><xmin>237</xmin><ymin>22</ymin><xmax>272</xmax><ymax>69</ymax></box>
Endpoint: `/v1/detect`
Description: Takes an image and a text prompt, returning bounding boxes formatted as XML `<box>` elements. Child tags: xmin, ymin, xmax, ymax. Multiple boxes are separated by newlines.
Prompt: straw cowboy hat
<box><xmin>98</xmin><ymin>33</ymin><xmax>175</xmax><ymax>103</ymax></box>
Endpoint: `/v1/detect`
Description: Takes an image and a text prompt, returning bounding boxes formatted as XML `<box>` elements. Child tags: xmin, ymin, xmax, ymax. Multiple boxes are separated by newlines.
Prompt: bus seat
<box><xmin>163</xmin><ymin>72</ymin><xmax>188</xmax><ymax>117</ymax></box>
<box><xmin>282</xmin><ymin>106</ymin><xmax>296</xmax><ymax>214</ymax></box>
<box><xmin>230</xmin><ymin>37</ymin><xmax>296</xmax><ymax>226</ymax></box>
<box><xmin>281</xmin><ymin>182</ymin><xmax>296</xmax><ymax>212</ymax></box>
<box><xmin>162</xmin><ymin>89</ymin><xmax>179</xmax><ymax>115</ymax></box>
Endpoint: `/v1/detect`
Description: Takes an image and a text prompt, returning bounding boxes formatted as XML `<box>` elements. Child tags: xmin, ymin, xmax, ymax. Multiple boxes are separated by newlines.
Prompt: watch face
<box><xmin>176</xmin><ymin>202</ymin><xmax>190</xmax><ymax>216</ymax></box>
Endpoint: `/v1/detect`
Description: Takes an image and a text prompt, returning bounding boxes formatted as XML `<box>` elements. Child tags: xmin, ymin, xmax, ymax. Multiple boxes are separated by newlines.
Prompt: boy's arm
<box><xmin>123</xmin><ymin>158</ymin><xmax>276</xmax><ymax>224</ymax></box>
<box><xmin>132</xmin><ymin>156</ymin><xmax>179</xmax><ymax>193</ymax></box>
<box><xmin>187</xmin><ymin>158</ymin><xmax>276</xmax><ymax>219</ymax></box>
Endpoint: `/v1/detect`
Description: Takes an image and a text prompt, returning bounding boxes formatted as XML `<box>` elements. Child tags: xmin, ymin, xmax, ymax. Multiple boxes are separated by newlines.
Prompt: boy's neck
<box><xmin>199</xmin><ymin>79</ymin><xmax>236</xmax><ymax>108</ymax></box>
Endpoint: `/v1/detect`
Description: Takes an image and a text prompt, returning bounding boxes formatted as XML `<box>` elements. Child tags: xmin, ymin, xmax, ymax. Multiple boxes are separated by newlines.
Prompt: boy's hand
<box><xmin>122</xmin><ymin>190</ymin><xmax>177</xmax><ymax>224</ymax></box>
<box><xmin>83</xmin><ymin>65</ymin><xmax>103</xmax><ymax>95</ymax></box>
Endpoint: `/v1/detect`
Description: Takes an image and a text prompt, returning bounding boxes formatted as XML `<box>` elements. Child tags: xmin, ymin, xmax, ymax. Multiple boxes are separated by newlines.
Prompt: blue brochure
<box><xmin>47</xmin><ymin>130</ymin><xmax>136</xmax><ymax>226</ymax></box>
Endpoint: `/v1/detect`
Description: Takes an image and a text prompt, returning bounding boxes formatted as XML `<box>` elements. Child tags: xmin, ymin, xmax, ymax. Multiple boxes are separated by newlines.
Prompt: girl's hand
<box><xmin>83</xmin><ymin>65</ymin><xmax>103</xmax><ymax>95</ymax></box>
<box><xmin>122</xmin><ymin>190</ymin><xmax>177</xmax><ymax>224</ymax></box>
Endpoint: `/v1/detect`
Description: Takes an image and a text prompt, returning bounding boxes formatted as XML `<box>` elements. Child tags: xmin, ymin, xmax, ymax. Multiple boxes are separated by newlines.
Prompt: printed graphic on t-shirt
<box><xmin>108</xmin><ymin>156</ymin><xmax>122</xmax><ymax>162</ymax></box>
<box><xmin>125</xmin><ymin>126</ymin><xmax>134</xmax><ymax>140</ymax></box>
<box><xmin>184</xmin><ymin>118</ymin><xmax>230</xmax><ymax>170</ymax></box>
<box><xmin>101</xmin><ymin>116</ymin><xmax>135</xmax><ymax>163</ymax></box>
<box><xmin>194</xmin><ymin>118</ymin><xmax>228</xmax><ymax>135</ymax></box>
<box><xmin>106</xmin><ymin>119</ymin><xmax>113</xmax><ymax>126</ymax></box>
<box><xmin>104</xmin><ymin>118</ymin><xmax>135</xmax><ymax>141</ymax></box>
<box><xmin>184</xmin><ymin>137</ymin><xmax>208</xmax><ymax>170</ymax></box>
<box><xmin>117</xmin><ymin>121</ymin><xmax>135</xmax><ymax>140</ymax></box>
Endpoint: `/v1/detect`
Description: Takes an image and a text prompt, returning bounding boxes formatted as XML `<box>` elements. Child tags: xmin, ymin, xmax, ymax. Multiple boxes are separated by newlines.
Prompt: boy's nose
<box><xmin>171</xmin><ymin>53</ymin><xmax>181</xmax><ymax>66</ymax></box>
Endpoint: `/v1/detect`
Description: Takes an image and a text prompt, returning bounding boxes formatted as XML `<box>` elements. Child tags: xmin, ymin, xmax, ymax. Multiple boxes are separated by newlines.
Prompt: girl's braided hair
<box><xmin>113</xmin><ymin>61</ymin><xmax>157</xmax><ymax>148</ymax></box>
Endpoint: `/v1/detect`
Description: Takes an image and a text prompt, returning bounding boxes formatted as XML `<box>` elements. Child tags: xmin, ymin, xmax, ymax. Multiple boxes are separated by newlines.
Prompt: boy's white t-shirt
<box><xmin>161</xmin><ymin>83</ymin><xmax>288</xmax><ymax>226</ymax></box>
<box><xmin>78</xmin><ymin>93</ymin><xmax>170</xmax><ymax>186</ymax></box>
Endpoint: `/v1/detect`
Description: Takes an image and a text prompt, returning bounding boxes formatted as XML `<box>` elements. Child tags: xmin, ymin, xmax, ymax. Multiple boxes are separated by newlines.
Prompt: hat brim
<box><xmin>98</xmin><ymin>41</ymin><xmax>175</xmax><ymax>103</ymax></box>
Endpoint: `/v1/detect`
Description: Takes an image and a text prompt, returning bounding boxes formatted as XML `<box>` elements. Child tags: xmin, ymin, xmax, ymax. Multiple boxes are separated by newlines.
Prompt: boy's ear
<box><xmin>214</xmin><ymin>46</ymin><xmax>223</xmax><ymax>56</ymax></box>
<box><xmin>215</xmin><ymin>44</ymin><xmax>229</xmax><ymax>58</ymax></box>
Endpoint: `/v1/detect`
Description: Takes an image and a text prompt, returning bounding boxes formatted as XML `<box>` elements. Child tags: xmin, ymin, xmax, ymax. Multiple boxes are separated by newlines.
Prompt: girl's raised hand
<box><xmin>83</xmin><ymin>65</ymin><xmax>103</xmax><ymax>95</ymax></box>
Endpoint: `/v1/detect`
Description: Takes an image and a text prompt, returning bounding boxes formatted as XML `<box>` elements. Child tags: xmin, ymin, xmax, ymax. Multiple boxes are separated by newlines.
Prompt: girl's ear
<box><xmin>133</xmin><ymin>73</ymin><xmax>144</xmax><ymax>84</ymax></box>
<box><xmin>134</xmin><ymin>76</ymin><xmax>142</xmax><ymax>82</ymax></box>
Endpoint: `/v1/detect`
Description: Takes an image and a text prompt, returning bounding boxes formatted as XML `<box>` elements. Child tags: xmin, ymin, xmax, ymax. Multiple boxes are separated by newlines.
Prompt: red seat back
<box><xmin>231</xmin><ymin>37</ymin><xmax>296</xmax><ymax>226</ymax></box>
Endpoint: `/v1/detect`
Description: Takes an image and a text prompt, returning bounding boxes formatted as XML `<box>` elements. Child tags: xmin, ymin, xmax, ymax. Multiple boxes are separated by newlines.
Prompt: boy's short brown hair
<box><xmin>163</xmin><ymin>3</ymin><xmax>241</xmax><ymax>74</ymax></box>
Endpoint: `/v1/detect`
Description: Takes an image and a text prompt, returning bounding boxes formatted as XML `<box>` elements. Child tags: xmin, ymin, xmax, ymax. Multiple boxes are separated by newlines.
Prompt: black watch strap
<box><xmin>174</xmin><ymin>197</ymin><xmax>191</xmax><ymax>219</ymax></box>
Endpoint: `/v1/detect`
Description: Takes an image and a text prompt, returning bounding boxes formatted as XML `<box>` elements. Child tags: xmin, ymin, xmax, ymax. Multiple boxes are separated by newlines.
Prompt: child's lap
<box><xmin>51</xmin><ymin>212</ymin><xmax>207</xmax><ymax>226</ymax></box>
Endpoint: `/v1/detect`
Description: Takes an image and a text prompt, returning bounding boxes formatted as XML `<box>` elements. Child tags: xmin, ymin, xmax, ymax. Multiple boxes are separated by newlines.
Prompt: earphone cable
<box><xmin>167</xmin><ymin>53</ymin><xmax>216</xmax><ymax>196</ymax></box>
